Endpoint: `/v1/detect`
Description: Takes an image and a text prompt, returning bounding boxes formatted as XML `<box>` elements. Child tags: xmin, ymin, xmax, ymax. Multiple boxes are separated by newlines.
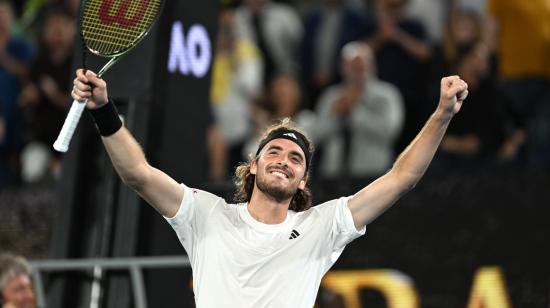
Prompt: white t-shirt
<box><xmin>165</xmin><ymin>184</ymin><xmax>366</xmax><ymax>308</ymax></box>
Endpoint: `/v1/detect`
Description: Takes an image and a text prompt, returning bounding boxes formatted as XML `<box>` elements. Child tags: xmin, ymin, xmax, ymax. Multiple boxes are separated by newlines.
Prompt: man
<box><xmin>315</xmin><ymin>42</ymin><xmax>404</xmax><ymax>178</ymax></box>
<box><xmin>71</xmin><ymin>68</ymin><xmax>467</xmax><ymax>307</ymax></box>
<box><xmin>0</xmin><ymin>254</ymin><xmax>36</xmax><ymax>308</ymax></box>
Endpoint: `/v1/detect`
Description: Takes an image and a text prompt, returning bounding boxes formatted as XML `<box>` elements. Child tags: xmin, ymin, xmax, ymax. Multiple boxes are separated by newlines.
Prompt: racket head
<box><xmin>79</xmin><ymin>0</ymin><xmax>164</xmax><ymax>57</ymax></box>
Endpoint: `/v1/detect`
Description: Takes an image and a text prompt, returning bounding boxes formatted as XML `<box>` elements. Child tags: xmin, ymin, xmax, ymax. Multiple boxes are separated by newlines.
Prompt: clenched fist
<box><xmin>71</xmin><ymin>69</ymin><xmax>109</xmax><ymax>109</ymax></box>
<box><xmin>438</xmin><ymin>75</ymin><xmax>468</xmax><ymax>116</ymax></box>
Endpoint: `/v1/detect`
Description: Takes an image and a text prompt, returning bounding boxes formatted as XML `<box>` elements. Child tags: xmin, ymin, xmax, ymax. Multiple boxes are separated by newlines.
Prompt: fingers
<box><xmin>74</xmin><ymin>69</ymin><xmax>106</xmax><ymax>88</ymax></box>
<box><xmin>457</xmin><ymin>89</ymin><xmax>469</xmax><ymax>102</ymax></box>
<box><xmin>84</xmin><ymin>70</ymin><xmax>107</xmax><ymax>89</ymax></box>
<box><xmin>72</xmin><ymin>68</ymin><xmax>108</xmax><ymax>102</ymax></box>
<box><xmin>441</xmin><ymin>75</ymin><xmax>468</xmax><ymax>98</ymax></box>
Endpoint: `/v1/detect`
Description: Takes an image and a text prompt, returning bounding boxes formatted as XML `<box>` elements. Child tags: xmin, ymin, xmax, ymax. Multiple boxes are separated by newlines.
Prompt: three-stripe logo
<box><xmin>289</xmin><ymin>229</ymin><xmax>300</xmax><ymax>240</ymax></box>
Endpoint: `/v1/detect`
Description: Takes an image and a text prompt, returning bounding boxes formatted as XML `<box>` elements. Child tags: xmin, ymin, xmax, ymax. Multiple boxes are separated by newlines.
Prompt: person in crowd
<box><xmin>405</xmin><ymin>0</ymin><xmax>450</xmax><ymax>43</ymax></box>
<box><xmin>315</xmin><ymin>42</ymin><xmax>404</xmax><ymax>178</ymax></box>
<box><xmin>211</xmin><ymin>7</ymin><xmax>263</xmax><ymax>173</ymax></box>
<box><xmin>18</xmin><ymin>6</ymin><xmax>75</xmax><ymax>183</ymax></box>
<box><xmin>429</xmin><ymin>7</ymin><xmax>524</xmax><ymax>165</ymax></box>
<box><xmin>0</xmin><ymin>253</ymin><xmax>36</xmax><ymax>308</ymax></box>
<box><xmin>364</xmin><ymin>0</ymin><xmax>431</xmax><ymax>152</ymax></box>
<box><xmin>244</xmin><ymin>74</ymin><xmax>316</xmax><ymax>159</ymax></box>
<box><xmin>234</xmin><ymin>0</ymin><xmax>303</xmax><ymax>87</ymax></box>
<box><xmin>0</xmin><ymin>0</ymin><xmax>33</xmax><ymax>186</ymax></box>
<box><xmin>487</xmin><ymin>0</ymin><xmax>550</xmax><ymax>164</ymax></box>
<box><xmin>300</xmin><ymin>0</ymin><xmax>369</xmax><ymax>108</ymax></box>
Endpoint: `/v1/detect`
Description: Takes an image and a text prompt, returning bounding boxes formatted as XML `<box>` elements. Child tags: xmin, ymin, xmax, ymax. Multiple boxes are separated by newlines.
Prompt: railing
<box><xmin>30</xmin><ymin>256</ymin><xmax>191</xmax><ymax>308</ymax></box>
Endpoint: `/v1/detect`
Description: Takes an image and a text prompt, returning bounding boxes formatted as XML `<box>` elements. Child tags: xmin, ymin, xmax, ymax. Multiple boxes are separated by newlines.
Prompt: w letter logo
<box><xmin>99</xmin><ymin>0</ymin><xmax>150</xmax><ymax>28</ymax></box>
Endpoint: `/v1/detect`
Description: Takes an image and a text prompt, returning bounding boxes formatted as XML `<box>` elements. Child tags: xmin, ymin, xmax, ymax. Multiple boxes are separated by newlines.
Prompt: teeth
<box><xmin>271</xmin><ymin>171</ymin><xmax>288</xmax><ymax>178</ymax></box>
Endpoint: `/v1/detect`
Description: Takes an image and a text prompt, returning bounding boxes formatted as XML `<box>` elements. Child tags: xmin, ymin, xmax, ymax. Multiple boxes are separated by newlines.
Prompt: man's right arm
<box><xmin>72</xmin><ymin>69</ymin><xmax>183</xmax><ymax>217</ymax></box>
<box><xmin>102</xmin><ymin>127</ymin><xmax>183</xmax><ymax>218</ymax></box>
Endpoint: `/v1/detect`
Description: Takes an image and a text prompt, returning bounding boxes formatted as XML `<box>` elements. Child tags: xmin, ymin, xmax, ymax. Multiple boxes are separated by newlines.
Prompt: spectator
<box><xmin>18</xmin><ymin>6</ymin><xmax>75</xmax><ymax>183</ymax></box>
<box><xmin>315</xmin><ymin>42</ymin><xmax>404</xmax><ymax>178</ymax></box>
<box><xmin>301</xmin><ymin>0</ymin><xmax>369</xmax><ymax>109</ymax></box>
<box><xmin>210</xmin><ymin>7</ymin><xmax>263</xmax><ymax>172</ymax></box>
<box><xmin>0</xmin><ymin>0</ymin><xmax>33</xmax><ymax>186</ymax></box>
<box><xmin>487</xmin><ymin>0</ymin><xmax>550</xmax><ymax>164</ymax></box>
<box><xmin>405</xmin><ymin>0</ymin><xmax>451</xmax><ymax>43</ymax></box>
<box><xmin>244</xmin><ymin>74</ymin><xmax>316</xmax><ymax>158</ymax></box>
<box><xmin>428</xmin><ymin>8</ymin><xmax>524</xmax><ymax>165</ymax></box>
<box><xmin>234</xmin><ymin>0</ymin><xmax>303</xmax><ymax>88</ymax></box>
<box><xmin>0</xmin><ymin>253</ymin><xmax>36</xmax><ymax>308</ymax></box>
<box><xmin>428</xmin><ymin>6</ymin><xmax>495</xmax><ymax>99</ymax></box>
<box><xmin>365</xmin><ymin>0</ymin><xmax>431</xmax><ymax>153</ymax></box>
<box><xmin>439</xmin><ymin>45</ymin><xmax>525</xmax><ymax>165</ymax></box>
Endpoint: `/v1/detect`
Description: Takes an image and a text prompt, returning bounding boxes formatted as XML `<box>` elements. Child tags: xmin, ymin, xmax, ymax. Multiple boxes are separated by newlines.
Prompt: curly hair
<box><xmin>233</xmin><ymin>118</ymin><xmax>314</xmax><ymax>212</ymax></box>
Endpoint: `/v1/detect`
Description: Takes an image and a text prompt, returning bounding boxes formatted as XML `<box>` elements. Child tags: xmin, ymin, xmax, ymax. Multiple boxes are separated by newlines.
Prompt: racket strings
<box><xmin>81</xmin><ymin>0</ymin><xmax>161</xmax><ymax>55</ymax></box>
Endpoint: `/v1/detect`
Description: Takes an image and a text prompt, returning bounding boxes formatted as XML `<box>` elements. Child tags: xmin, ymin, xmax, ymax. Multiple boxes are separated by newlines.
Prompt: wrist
<box><xmin>433</xmin><ymin>107</ymin><xmax>454</xmax><ymax>122</ymax></box>
<box><xmin>88</xmin><ymin>98</ymin><xmax>123</xmax><ymax>136</ymax></box>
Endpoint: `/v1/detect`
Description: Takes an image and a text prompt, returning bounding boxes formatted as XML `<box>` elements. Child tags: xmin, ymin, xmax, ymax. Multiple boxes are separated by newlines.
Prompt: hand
<box><xmin>39</xmin><ymin>75</ymin><xmax>60</xmax><ymax>101</ymax></box>
<box><xmin>438</xmin><ymin>75</ymin><xmax>468</xmax><ymax>116</ymax></box>
<box><xmin>376</xmin><ymin>14</ymin><xmax>397</xmax><ymax>42</ymax></box>
<box><xmin>18</xmin><ymin>83</ymin><xmax>40</xmax><ymax>107</ymax></box>
<box><xmin>332</xmin><ymin>86</ymin><xmax>362</xmax><ymax>115</ymax></box>
<box><xmin>71</xmin><ymin>69</ymin><xmax>109</xmax><ymax>109</ymax></box>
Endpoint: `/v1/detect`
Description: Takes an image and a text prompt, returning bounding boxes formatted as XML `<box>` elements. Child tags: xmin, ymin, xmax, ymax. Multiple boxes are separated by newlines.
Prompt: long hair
<box><xmin>233</xmin><ymin>118</ymin><xmax>314</xmax><ymax>212</ymax></box>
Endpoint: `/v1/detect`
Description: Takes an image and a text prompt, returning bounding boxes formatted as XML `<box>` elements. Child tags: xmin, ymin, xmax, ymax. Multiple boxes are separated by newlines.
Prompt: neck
<box><xmin>248</xmin><ymin>187</ymin><xmax>291</xmax><ymax>224</ymax></box>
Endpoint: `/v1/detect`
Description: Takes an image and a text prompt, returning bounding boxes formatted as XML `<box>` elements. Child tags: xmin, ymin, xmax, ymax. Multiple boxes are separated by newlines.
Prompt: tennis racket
<box><xmin>53</xmin><ymin>0</ymin><xmax>164</xmax><ymax>152</ymax></box>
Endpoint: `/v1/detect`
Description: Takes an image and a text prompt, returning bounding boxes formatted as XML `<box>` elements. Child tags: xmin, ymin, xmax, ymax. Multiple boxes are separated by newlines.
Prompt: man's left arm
<box><xmin>348</xmin><ymin>76</ymin><xmax>468</xmax><ymax>229</ymax></box>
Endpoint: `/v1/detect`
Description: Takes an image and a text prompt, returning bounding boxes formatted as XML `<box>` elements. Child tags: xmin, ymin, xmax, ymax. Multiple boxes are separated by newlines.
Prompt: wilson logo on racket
<box><xmin>99</xmin><ymin>0</ymin><xmax>150</xmax><ymax>28</ymax></box>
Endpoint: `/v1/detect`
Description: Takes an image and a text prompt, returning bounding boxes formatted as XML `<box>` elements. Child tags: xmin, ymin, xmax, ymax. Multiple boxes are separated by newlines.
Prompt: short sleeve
<box><xmin>163</xmin><ymin>184</ymin><xmax>223</xmax><ymax>257</ymax></box>
<box><xmin>164</xmin><ymin>184</ymin><xmax>196</xmax><ymax>227</ymax></box>
<box><xmin>331</xmin><ymin>196</ymin><xmax>366</xmax><ymax>252</ymax></box>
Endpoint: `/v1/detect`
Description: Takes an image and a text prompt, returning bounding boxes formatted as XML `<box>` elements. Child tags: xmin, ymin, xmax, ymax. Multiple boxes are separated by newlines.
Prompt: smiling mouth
<box><xmin>269</xmin><ymin>168</ymin><xmax>291</xmax><ymax>179</ymax></box>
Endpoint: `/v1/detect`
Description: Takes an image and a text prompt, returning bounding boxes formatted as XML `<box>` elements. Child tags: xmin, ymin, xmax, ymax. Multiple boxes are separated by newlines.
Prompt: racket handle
<box><xmin>53</xmin><ymin>99</ymin><xmax>87</xmax><ymax>152</ymax></box>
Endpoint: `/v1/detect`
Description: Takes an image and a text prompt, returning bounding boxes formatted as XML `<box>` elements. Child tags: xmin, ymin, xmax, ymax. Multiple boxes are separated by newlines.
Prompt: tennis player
<box><xmin>72</xmin><ymin>69</ymin><xmax>467</xmax><ymax>307</ymax></box>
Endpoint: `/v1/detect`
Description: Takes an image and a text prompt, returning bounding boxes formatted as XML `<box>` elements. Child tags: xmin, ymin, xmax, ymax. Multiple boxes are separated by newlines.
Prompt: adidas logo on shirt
<box><xmin>289</xmin><ymin>229</ymin><xmax>300</xmax><ymax>239</ymax></box>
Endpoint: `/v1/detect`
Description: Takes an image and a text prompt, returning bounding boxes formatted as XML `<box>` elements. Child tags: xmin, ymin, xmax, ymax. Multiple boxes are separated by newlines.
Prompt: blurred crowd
<box><xmin>0</xmin><ymin>0</ymin><xmax>77</xmax><ymax>187</ymax></box>
<box><xmin>1</xmin><ymin>0</ymin><xmax>549</xmax><ymax>188</ymax></box>
<box><xmin>209</xmin><ymin>0</ymin><xmax>550</xmax><ymax>182</ymax></box>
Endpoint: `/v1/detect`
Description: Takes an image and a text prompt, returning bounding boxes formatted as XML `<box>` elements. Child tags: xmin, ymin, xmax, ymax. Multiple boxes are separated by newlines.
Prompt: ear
<box><xmin>298</xmin><ymin>176</ymin><xmax>307</xmax><ymax>190</ymax></box>
<box><xmin>250</xmin><ymin>159</ymin><xmax>258</xmax><ymax>175</ymax></box>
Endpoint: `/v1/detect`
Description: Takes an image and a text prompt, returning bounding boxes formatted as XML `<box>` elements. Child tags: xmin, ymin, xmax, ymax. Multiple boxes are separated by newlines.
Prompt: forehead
<box><xmin>4</xmin><ymin>274</ymin><xmax>31</xmax><ymax>289</ymax></box>
<box><xmin>261</xmin><ymin>138</ymin><xmax>305</xmax><ymax>157</ymax></box>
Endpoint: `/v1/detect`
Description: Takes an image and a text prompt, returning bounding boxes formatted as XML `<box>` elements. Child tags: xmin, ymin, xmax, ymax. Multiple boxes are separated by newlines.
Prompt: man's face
<box><xmin>342</xmin><ymin>46</ymin><xmax>373</xmax><ymax>85</ymax></box>
<box><xmin>43</xmin><ymin>15</ymin><xmax>75</xmax><ymax>50</ymax></box>
<box><xmin>251</xmin><ymin>138</ymin><xmax>307</xmax><ymax>203</ymax></box>
<box><xmin>2</xmin><ymin>274</ymin><xmax>36</xmax><ymax>308</ymax></box>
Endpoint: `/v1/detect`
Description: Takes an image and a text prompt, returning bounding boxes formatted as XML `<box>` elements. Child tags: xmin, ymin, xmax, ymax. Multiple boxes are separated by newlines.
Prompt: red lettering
<box><xmin>99</xmin><ymin>0</ymin><xmax>150</xmax><ymax>28</ymax></box>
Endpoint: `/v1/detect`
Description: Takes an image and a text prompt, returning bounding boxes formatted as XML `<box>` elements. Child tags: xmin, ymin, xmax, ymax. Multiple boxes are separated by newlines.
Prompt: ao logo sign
<box><xmin>167</xmin><ymin>21</ymin><xmax>211</xmax><ymax>78</ymax></box>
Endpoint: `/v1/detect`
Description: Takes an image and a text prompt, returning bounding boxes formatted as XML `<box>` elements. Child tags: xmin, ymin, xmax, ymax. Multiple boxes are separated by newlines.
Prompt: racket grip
<box><xmin>53</xmin><ymin>99</ymin><xmax>87</xmax><ymax>152</ymax></box>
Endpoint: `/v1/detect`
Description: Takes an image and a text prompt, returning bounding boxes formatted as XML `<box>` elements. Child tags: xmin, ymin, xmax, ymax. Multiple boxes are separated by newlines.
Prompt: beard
<box><xmin>255</xmin><ymin>173</ymin><xmax>297</xmax><ymax>203</ymax></box>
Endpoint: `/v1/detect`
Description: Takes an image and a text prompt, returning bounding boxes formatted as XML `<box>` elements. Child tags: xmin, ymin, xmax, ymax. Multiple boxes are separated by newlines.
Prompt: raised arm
<box><xmin>72</xmin><ymin>69</ymin><xmax>183</xmax><ymax>217</ymax></box>
<box><xmin>348</xmin><ymin>76</ymin><xmax>468</xmax><ymax>229</ymax></box>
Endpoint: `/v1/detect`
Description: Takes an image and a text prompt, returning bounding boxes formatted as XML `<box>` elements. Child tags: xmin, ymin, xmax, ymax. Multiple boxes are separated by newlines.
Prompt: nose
<box><xmin>276</xmin><ymin>155</ymin><xmax>290</xmax><ymax>167</ymax></box>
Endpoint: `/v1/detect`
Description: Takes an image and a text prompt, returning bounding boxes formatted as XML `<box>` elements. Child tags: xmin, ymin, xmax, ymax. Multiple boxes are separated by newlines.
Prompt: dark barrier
<box><xmin>313</xmin><ymin>166</ymin><xmax>550</xmax><ymax>308</ymax></box>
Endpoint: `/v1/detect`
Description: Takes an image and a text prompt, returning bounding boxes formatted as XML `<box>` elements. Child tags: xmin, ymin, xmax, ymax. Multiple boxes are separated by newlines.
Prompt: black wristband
<box><xmin>89</xmin><ymin>98</ymin><xmax>123</xmax><ymax>136</ymax></box>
